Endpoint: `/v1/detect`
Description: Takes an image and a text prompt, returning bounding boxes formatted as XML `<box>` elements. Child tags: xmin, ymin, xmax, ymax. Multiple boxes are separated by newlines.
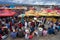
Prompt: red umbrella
<box><xmin>46</xmin><ymin>9</ymin><xmax>53</xmax><ymax>13</ymax></box>
<box><xmin>57</xmin><ymin>10</ymin><xmax>60</xmax><ymax>13</ymax></box>
<box><xmin>0</xmin><ymin>9</ymin><xmax>16</xmax><ymax>17</ymax></box>
<box><xmin>57</xmin><ymin>10</ymin><xmax>60</xmax><ymax>14</ymax></box>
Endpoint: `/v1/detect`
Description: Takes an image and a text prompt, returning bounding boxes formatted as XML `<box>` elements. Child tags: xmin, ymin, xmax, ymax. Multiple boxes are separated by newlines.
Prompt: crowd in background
<box><xmin>0</xmin><ymin>16</ymin><xmax>60</xmax><ymax>40</ymax></box>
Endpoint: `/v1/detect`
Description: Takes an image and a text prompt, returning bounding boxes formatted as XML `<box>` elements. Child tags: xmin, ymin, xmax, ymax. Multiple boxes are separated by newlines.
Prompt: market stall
<box><xmin>0</xmin><ymin>9</ymin><xmax>16</xmax><ymax>17</ymax></box>
<box><xmin>25</xmin><ymin>9</ymin><xmax>60</xmax><ymax>17</ymax></box>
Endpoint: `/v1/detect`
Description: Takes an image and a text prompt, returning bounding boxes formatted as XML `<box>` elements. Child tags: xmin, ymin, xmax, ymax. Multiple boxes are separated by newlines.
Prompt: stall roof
<box><xmin>0</xmin><ymin>9</ymin><xmax>16</xmax><ymax>17</ymax></box>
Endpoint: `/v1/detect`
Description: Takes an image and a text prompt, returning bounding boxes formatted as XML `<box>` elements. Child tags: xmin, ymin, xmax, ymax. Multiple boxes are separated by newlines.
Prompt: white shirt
<box><xmin>25</xmin><ymin>22</ymin><xmax>28</xmax><ymax>28</ymax></box>
<box><xmin>25</xmin><ymin>22</ymin><xmax>27</xmax><ymax>26</ymax></box>
<box><xmin>25</xmin><ymin>29</ymin><xmax>30</xmax><ymax>33</ymax></box>
<box><xmin>2</xmin><ymin>21</ymin><xmax>5</xmax><ymax>24</ymax></box>
<box><xmin>25</xmin><ymin>34</ymin><xmax>29</xmax><ymax>39</ymax></box>
<box><xmin>53</xmin><ymin>24</ymin><xmax>56</xmax><ymax>29</ymax></box>
<box><xmin>28</xmin><ymin>22</ymin><xmax>31</xmax><ymax>27</ymax></box>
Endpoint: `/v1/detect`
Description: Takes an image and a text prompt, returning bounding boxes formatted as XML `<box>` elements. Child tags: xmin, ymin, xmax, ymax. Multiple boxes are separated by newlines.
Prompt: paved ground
<box><xmin>7</xmin><ymin>31</ymin><xmax>60</xmax><ymax>40</ymax></box>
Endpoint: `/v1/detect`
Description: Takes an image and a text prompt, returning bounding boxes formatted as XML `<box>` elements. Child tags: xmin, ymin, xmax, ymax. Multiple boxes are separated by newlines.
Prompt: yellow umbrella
<box><xmin>38</xmin><ymin>9</ymin><xmax>48</xmax><ymax>16</ymax></box>
<box><xmin>47</xmin><ymin>10</ymin><xmax>58</xmax><ymax>16</ymax></box>
<box><xmin>25</xmin><ymin>11</ymin><xmax>35</xmax><ymax>16</ymax></box>
<box><xmin>27</xmin><ymin>10</ymin><xmax>35</xmax><ymax>14</ymax></box>
<box><xmin>48</xmin><ymin>13</ymin><xmax>54</xmax><ymax>16</ymax></box>
<box><xmin>34</xmin><ymin>11</ymin><xmax>39</xmax><ymax>17</ymax></box>
<box><xmin>38</xmin><ymin>12</ymin><xmax>48</xmax><ymax>16</ymax></box>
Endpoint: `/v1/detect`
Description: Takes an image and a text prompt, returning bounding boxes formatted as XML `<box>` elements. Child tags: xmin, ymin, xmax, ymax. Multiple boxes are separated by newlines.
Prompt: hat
<box><xmin>38</xmin><ymin>27</ymin><xmax>43</xmax><ymax>31</ymax></box>
<box><xmin>34</xmin><ymin>17</ymin><xmax>37</xmax><ymax>20</ymax></box>
<box><xmin>25</xmin><ymin>29</ymin><xmax>29</xmax><ymax>33</ymax></box>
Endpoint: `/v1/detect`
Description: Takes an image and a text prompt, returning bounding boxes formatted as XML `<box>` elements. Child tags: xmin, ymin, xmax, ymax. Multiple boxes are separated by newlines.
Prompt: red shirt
<box><xmin>30</xmin><ymin>22</ymin><xmax>35</xmax><ymax>27</ymax></box>
<box><xmin>18</xmin><ymin>23</ymin><xmax>23</xmax><ymax>28</ymax></box>
<box><xmin>29</xmin><ymin>35</ymin><xmax>33</xmax><ymax>39</ymax></box>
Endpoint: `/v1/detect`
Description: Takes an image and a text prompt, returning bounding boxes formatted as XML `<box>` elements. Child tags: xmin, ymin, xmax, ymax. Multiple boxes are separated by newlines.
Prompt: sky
<box><xmin>0</xmin><ymin>0</ymin><xmax>60</xmax><ymax>5</ymax></box>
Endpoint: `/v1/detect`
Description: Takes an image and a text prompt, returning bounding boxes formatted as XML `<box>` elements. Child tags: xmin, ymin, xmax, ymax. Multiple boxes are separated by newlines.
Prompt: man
<box><xmin>10</xmin><ymin>30</ymin><xmax>17</xmax><ymax>40</ymax></box>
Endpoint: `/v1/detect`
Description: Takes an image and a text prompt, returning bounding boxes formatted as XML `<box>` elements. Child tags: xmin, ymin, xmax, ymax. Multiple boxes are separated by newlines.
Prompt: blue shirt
<box><xmin>10</xmin><ymin>32</ymin><xmax>17</xmax><ymax>38</ymax></box>
<box><xmin>48</xmin><ymin>28</ymin><xmax>54</xmax><ymax>34</ymax></box>
<box><xmin>6</xmin><ymin>23</ymin><xmax>10</xmax><ymax>29</ymax></box>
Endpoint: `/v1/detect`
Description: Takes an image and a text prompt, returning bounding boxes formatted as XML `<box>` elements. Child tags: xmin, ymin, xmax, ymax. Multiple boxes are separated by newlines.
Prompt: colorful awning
<box><xmin>0</xmin><ymin>9</ymin><xmax>16</xmax><ymax>17</ymax></box>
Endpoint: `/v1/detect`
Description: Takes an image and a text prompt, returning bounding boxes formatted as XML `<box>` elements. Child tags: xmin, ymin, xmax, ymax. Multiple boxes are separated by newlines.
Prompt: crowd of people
<box><xmin>0</xmin><ymin>16</ymin><xmax>60</xmax><ymax>40</ymax></box>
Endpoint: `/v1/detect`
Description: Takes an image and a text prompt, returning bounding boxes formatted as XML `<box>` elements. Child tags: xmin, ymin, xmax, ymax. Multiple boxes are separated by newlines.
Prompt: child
<box><xmin>38</xmin><ymin>27</ymin><xmax>43</xmax><ymax>36</ymax></box>
<box><xmin>43</xmin><ymin>28</ymin><xmax>47</xmax><ymax>36</ymax></box>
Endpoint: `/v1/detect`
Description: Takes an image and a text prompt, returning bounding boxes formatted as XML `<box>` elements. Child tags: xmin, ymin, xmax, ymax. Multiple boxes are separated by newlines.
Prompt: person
<box><xmin>41</xmin><ymin>25</ymin><xmax>45</xmax><ymax>29</ymax></box>
<box><xmin>58</xmin><ymin>25</ymin><xmax>60</xmax><ymax>31</ymax></box>
<box><xmin>35</xmin><ymin>21</ymin><xmax>39</xmax><ymax>29</ymax></box>
<box><xmin>42</xmin><ymin>28</ymin><xmax>47</xmax><ymax>36</ymax></box>
<box><xmin>1</xmin><ymin>27</ymin><xmax>8</xmax><ymax>40</ymax></box>
<box><xmin>53</xmin><ymin>24</ymin><xmax>56</xmax><ymax>29</ymax></box>
<box><xmin>34</xmin><ymin>30</ymin><xmax>39</xmax><ymax>37</ymax></box>
<box><xmin>0</xmin><ymin>28</ymin><xmax>2</xmax><ymax>35</ymax></box>
<box><xmin>38</xmin><ymin>27</ymin><xmax>43</xmax><ymax>36</ymax></box>
<box><xmin>30</xmin><ymin>27</ymin><xmax>35</xmax><ymax>33</ymax></box>
<box><xmin>1</xmin><ymin>20</ymin><xmax>5</xmax><ymax>25</ymax></box>
<box><xmin>29</xmin><ymin>32</ymin><xmax>34</xmax><ymax>40</ymax></box>
<box><xmin>30</xmin><ymin>20</ymin><xmax>35</xmax><ymax>27</ymax></box>
<box><xmin>48</xmin><ymin>27</ymin><xmax>55</xmax><ymax>35</ymax></box>
<box><xmin>2</xmin><ymin>28</ymin><xmax>8</xmax><ymax>35</ymax></box>
<box><xmin>25</xmin><ymin>29</ymin><xmax>30</xmax><ymax>34</ymax></box>
<box><xmin>25</xmin><ymin>21</ymin><xmax>28</xmax><ymax>29</ymax></box>
<box><xmin>0</xmin><ymin>26</ymin><xmax>2</xmax><ymax>40</ymax></box>
<box><xmin>10</xmin><ymin>30</ymin><xmax>17</xmax><ymax>39</ymax></box>
<box><xmin>2</xmin><ymin>26</ymin><xmax>8</xmax><ymax>36</ymax></box>
<box><xmin>56</xmin><ymin>25</ymin><xmax>59</xmax><ymax>31</ymax></box>
<box><xmin>17</xmin><ymin>29</ymin><xmax>25</xmax><ymax>38</ymax></box>
<box><xmin>44</xmin><ymin>18</ymin><xmax>46</xmax><ymax>24</ymax></box>
<box><xmin>28</xmin><ymin>21</ymin><xmax>31</xmax><ymax>27</ymax></box>
<box><xmin>21</xmin><ymin>17</ymin><xmax>25</xmax><ymax>26</ymax></box>
<box><xmin>10</xmin><ymin>22</ymin><xmax>13</xmax><ymax>31</ymax></box>
<box><xmin>54</xmin><ymin>27</ymin><xmax>58</xmax><ymax>35</ymax></box>
<box><xmin>11</xmin><ymin>19</ymin><xmax>15</xmax><ymax>25</ymax></box>
<box><xmin>6</xmin><ymin>22</ymin><xmax>10</xmax><ymax>31</ymax></box>
<box><xmin>0</xmin><ymin>34</ymin><xmax>2</xmax><ymax>40</ymax></box>
<box><xmin>25</xmin><ymin>33</ymin><xmax>29</xmax><ymax>40</ymax></box>
<box><xmin>18</xmin><ymin>22</ymin><xmax>23</xmax><ymax>29</ymax></box>
<box><xmin>25</xmin><ymin>28</ymin><xmax>30</xmax><ymax>40</ymax></box>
